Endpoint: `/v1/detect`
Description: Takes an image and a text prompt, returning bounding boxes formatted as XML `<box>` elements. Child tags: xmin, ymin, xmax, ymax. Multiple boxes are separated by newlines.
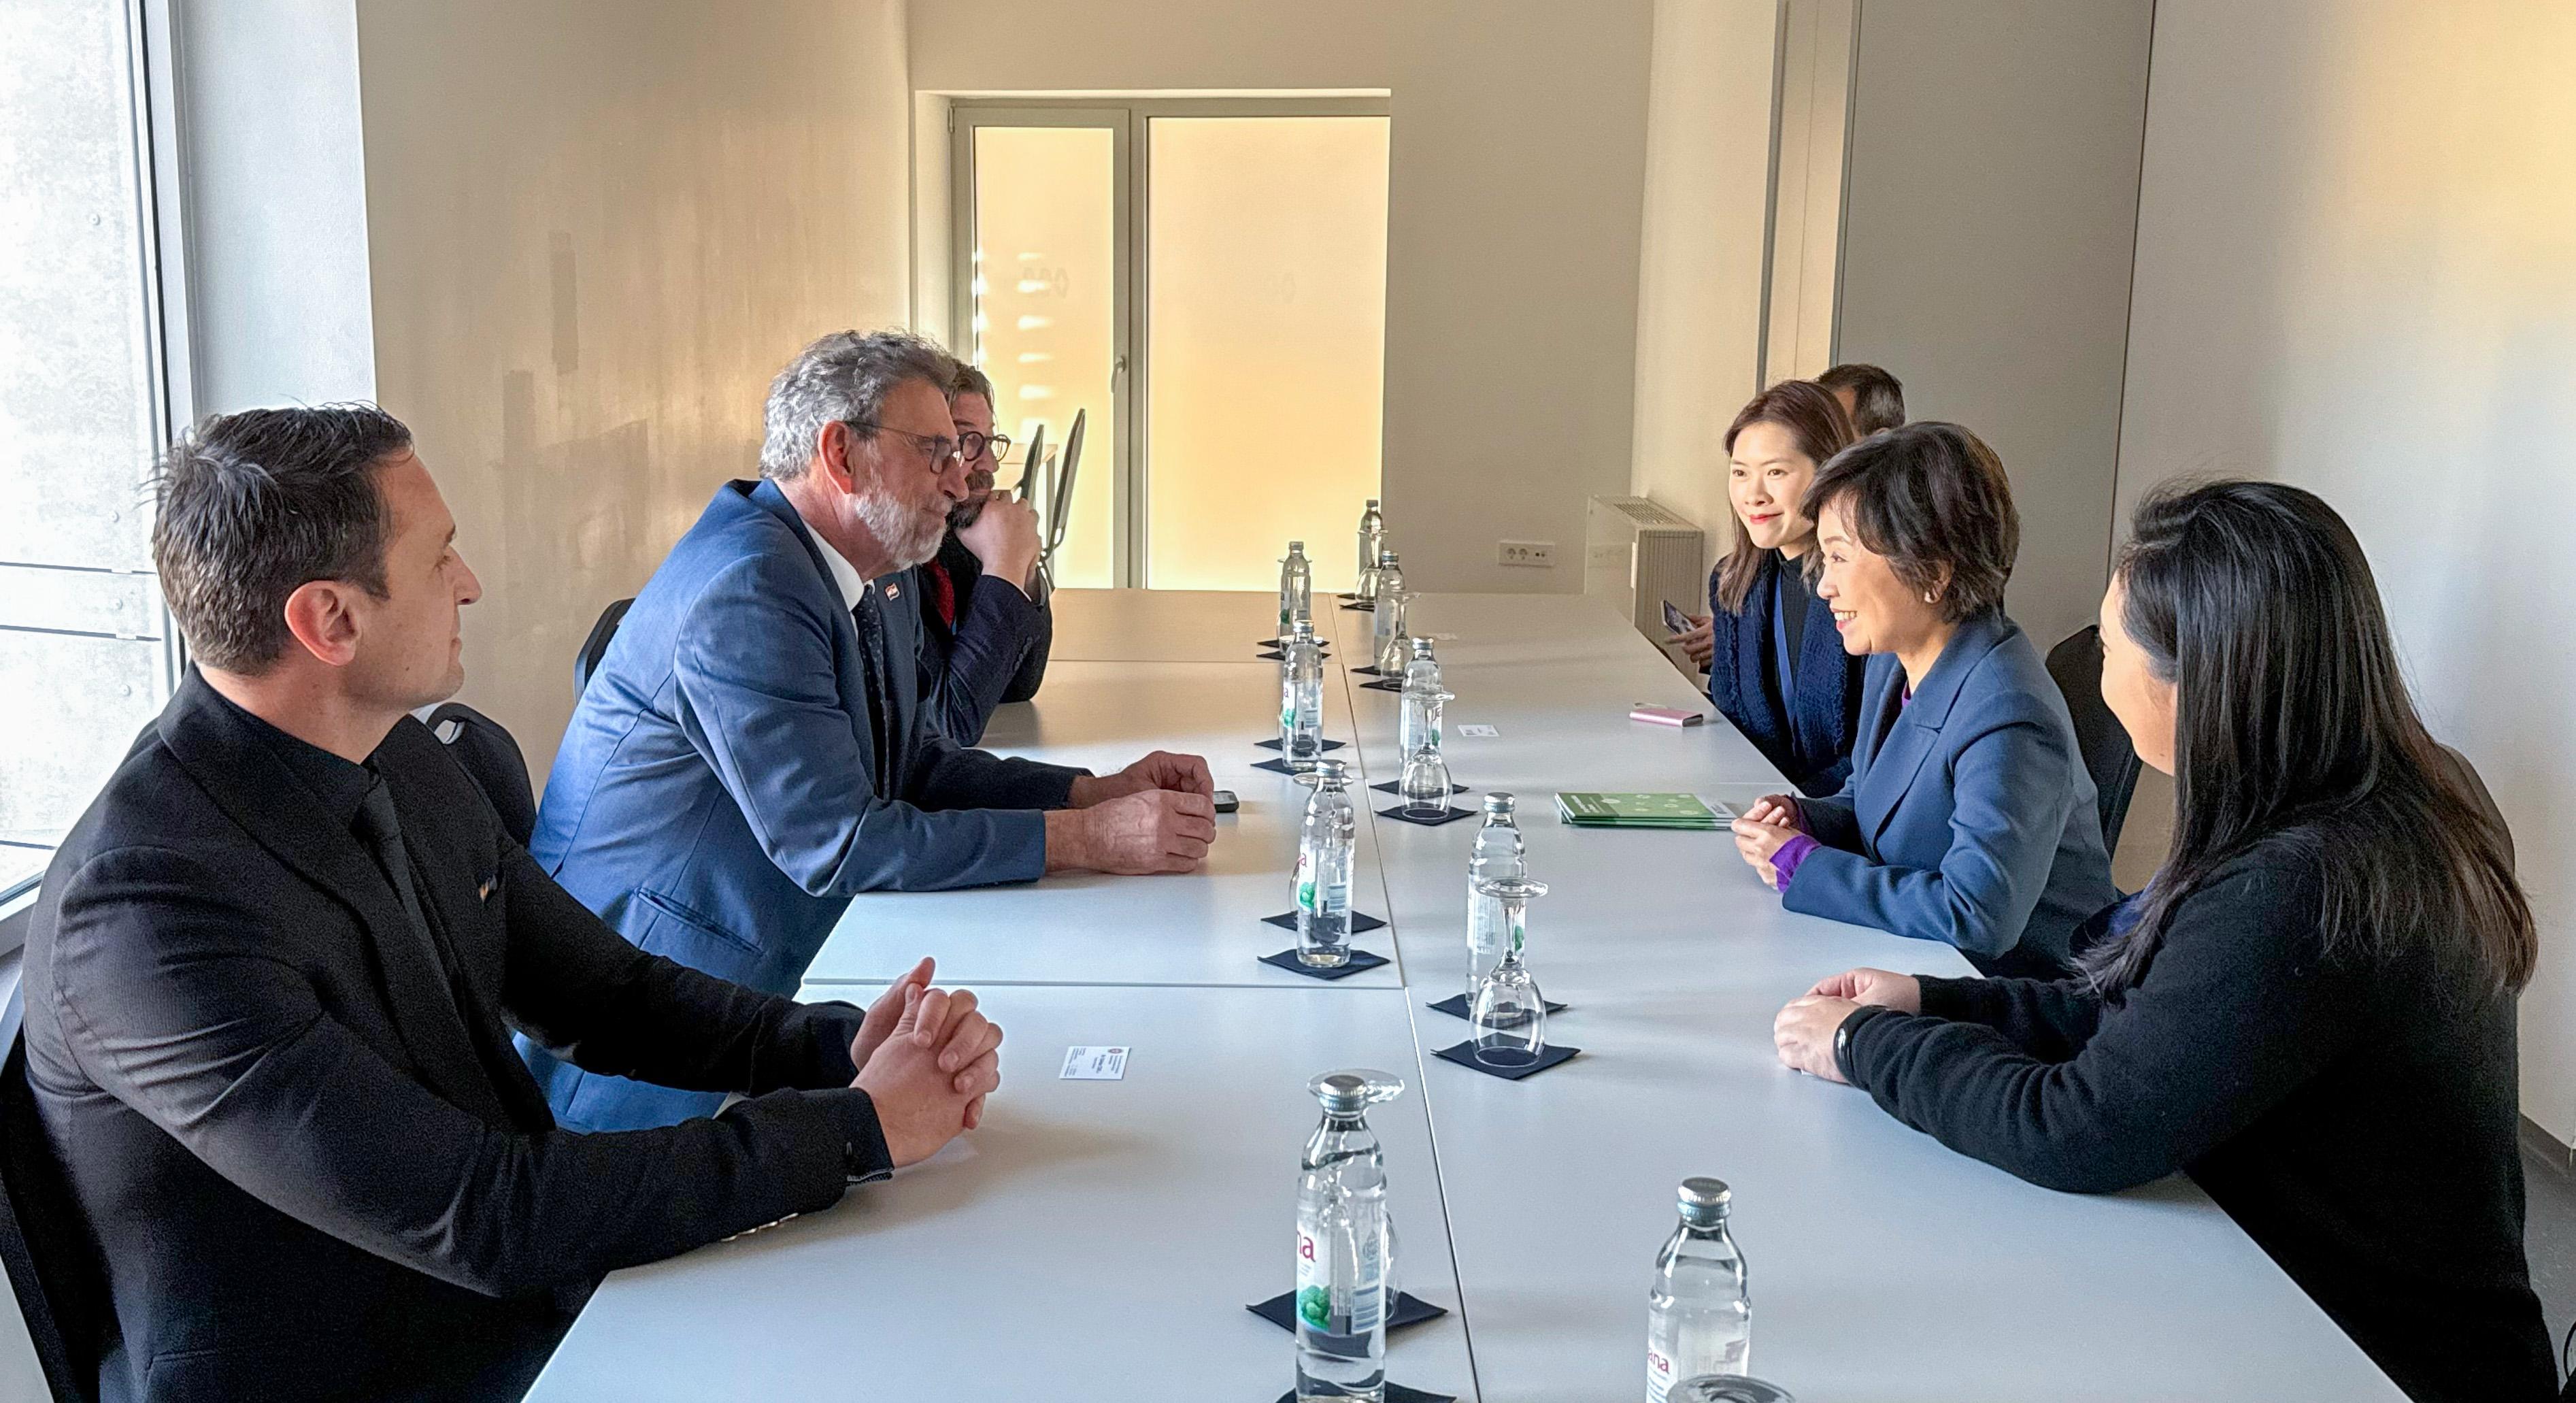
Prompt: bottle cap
<box><xmin>1309</xmin><ymin>1068</ymin><xmax>1405</xmax><ymax>1114</ymax></box>
<box><xmin>1483</xmin><ymin>792</ymin><xmax>1516</xmax><ymax>814</ymax></box>
<box><xmin>1409</xmin><ymin>637</ymin><xmax>1435</xmax><ymax>656</ymax></box>
<box><xmin>1676</xmin><ymin>1176</ymin><xmax>1732</xmax><ymax>1225</ymax></box>
<box><xmin>1366</xmin><ymin>498</ymin><xmax>1379</xmax><ymax>508</ymax></box>
<box><xmin>1379</xmin><ymin>549</ymin><xmax>1399</xmax><ymax>565</ymax></box>
<box><xmin>1288</xmin><ymin>540</ymin><xmax>1303</xmax><ymax>550</ymax></box>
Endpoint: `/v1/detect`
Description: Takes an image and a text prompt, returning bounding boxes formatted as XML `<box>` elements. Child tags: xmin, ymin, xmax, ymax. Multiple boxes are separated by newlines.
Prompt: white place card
<box><xmin>1454</xmin><ymin>723</ymin><xmax>1499</xmax><ymax>738</ymax></box>
<box><xmin>1060</xmin><ymin>1046</ymin><xmax>1129</xmax><ymax>1080</ymax></box>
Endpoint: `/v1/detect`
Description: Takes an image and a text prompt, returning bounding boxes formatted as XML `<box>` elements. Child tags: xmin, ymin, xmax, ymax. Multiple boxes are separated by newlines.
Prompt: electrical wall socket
<box><xmin>1497</xmin><ymin>540</ymin><xmax>1556</xmax><ymax>568</ymax></box>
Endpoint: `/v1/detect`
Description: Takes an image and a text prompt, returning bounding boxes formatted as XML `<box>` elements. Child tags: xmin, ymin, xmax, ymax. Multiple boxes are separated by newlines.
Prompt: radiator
<box><xmin>1584</xmin><ymin>496</ymin><xmax>1707</xmax><ymax>648</ymax></box>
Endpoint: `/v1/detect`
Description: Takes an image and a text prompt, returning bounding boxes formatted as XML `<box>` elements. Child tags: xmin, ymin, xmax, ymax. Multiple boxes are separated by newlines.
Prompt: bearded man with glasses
<box><xmin>523</xmin><ymin>330</ymin><xmax>1216</xmax><ymax>1133</ymax></box>
<box><xmin>905</xmin><ymin>359</ymin><xmax>1054</xmax><ymax>743</ymax></box>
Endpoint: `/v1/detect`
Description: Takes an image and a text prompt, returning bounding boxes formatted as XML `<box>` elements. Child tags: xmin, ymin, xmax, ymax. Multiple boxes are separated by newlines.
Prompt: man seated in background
<box><xmin>23</xmin><ymin>405</ymin><xmax>1001</xmax><ymax>1403</ymax></box>
<box><xmin>1818</xmin><ymin>362</ymin><xmax>1907</xmax><ymax>436</ymax></box>
<box><xmin>911</xmin><ymin>359</ymin><xmax>1053</xmax><ymax>743</ymax></box>
<box><xmin>527</xmin><ymin>330</ymin><xmax>1216</xmax><ymax>1132</ymax></box>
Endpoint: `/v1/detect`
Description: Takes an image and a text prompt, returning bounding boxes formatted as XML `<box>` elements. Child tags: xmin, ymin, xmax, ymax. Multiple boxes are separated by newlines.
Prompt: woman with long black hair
<box><xmin>1771</xmin><ymin>479</ymin><xmax>2554</xmax><ymax>1402</ymax></box>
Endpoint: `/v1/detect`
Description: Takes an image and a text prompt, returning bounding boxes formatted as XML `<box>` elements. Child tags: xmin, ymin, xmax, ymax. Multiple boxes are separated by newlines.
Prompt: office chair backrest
<box><xmin>1017</xmin><ymin>423</ymin><xmax>1048</xmax><ymax>515</ymax></box>
<box><xmin>574</xmin><ymin>597</ymin><xmax>634</xmax><ymax>700</ymax></box>
<box><xmin>1050</xmin><ymin>409</ymin><xmax>1085</xmax><ymax>555</ymax></box>
<box><xmin>1</xmin><ymin>999</ymin><xmax>111</xmax><ymax>1403</ymax></box>
<box><xmin>2044</xmin><ymin>624</ymin><xmax>2143</xmax><ymax>855</ymax></box>
<box><xmin>423</xmin><ymin>702</ymin><xmax>538</xmax><ymax>848</ymax></box>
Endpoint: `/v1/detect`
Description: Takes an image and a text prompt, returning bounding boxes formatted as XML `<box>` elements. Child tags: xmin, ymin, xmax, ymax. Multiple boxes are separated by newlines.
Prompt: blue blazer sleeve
<box><xmin>1783</xmin><ymin>702</ymin><xmax>2082</xmax><ymax>959</ymax></box>
<box><xmin>921</xmin><ymin>572</ymin><xmax>1050</xmax><ymax>744</ymax></box>
<box><xmin>671</xmin><ymin>553</ymin><xmax>1048</xmax><ymax>895</ymax></box>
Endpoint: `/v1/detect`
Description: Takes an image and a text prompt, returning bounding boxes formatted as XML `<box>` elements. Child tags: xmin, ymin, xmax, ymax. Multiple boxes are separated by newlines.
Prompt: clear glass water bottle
<box><xmin>1296</xmin><ymin>1068</ymin><xmax>1405</xmax><ymax>1403</ymax></box>
<box><xmin>1355</xmin><ymin>499</ymin><xmax>1385</xmax><ymax>603</ymax></box>
<box><xmin>1281</xmin><ymin>620</ymin><xmax>1326</xmax><ymax>772</ymax></box>
<box><xmin>1396</xmin><ymin>638</ymin><xmax>1445</xmax><ymax>759</ymax></box>
<box><xmin>1293</xmin><ymin>760</ymin><xmax>1356</xmax><ymax>967</ymax></box>
<box><xmin>1669</xmin><ymin>1377</ymin><xmax>1796</xmax><ymax>1403</ymax></box>
<box><xmin>1371</xmin><ymin>555</ymin><xmax>1407</xmax><ymax>673</ymax></box>
<box><xmin>1468</xmin><ymin>873</ymin><xmax>1548</xmax><ymax>1066</ymax></box>
<box><xmin>1646</xmin><ymin>1178</ymin><xmax>1752</xmax><ymax>1402</ymax></box>
<box><xmin>1465</xmin><ymin>793</ymin><xmax>1524</xmax><ymax>998</ymax></box>
<box><xmin>1279</xmin><ymin>540</ymin><xmax>1313</xmax><ymax>639</ymax></box>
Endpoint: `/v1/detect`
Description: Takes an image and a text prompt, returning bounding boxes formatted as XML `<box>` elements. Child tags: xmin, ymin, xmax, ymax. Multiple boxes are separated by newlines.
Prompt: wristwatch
<box><xmin>1833</xmin><ymin>1005</ymin><xmax>1883</xmax><ymax>1080</ymax></box>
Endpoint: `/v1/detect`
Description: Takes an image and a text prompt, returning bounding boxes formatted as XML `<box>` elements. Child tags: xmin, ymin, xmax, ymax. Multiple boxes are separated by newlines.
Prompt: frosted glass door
<box><xmin>1143</xmin><ymin>116</ymin><xmax>1389</xmax><ymax>592</ymax></box>
<box><xmin>967</xmin><ymin>123</ymin><xmax>1120</xmax><ymax>589</ymax></box>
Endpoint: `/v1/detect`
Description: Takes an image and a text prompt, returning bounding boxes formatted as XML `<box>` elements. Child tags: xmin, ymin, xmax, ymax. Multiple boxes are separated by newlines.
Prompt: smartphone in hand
<box><xmin>1661</xmin><ymin>599</ymin><xmax>1691</xmax><ymax>634</ymax></box>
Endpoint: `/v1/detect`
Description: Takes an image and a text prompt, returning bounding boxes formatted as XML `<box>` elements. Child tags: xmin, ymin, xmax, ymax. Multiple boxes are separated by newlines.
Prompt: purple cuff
<box><xmin>1771</xmin><ymin>834</ymin><xmax>1820</xmax><ymax>890</ymax></box>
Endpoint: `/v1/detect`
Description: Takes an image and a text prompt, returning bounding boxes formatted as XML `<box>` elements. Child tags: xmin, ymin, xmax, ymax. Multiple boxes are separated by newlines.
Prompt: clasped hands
<box><xmin>850</xmin><ymin>957</ymin><xmax>1005</xmax><ymax>1166</ymax></box>
<box><xmin>1772</xmin><ymin>966</ymin><xmax>1922</xmax><ymax>1085</ymax></box>
<box><xmin>1048</xmin><ymin>750</ymin><xmax>1218</xmax><ymax>875</ymax></box>
<box><xmin>1729</xmin><ymin>793</ymin><xmax>1804</xmax><ymax>891</ymax></box>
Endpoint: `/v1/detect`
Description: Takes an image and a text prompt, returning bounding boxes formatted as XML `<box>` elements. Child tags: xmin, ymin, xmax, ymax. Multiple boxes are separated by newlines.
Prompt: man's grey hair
<box><xmin>758</xmin><ymin>329</ymin><xmax>959</xmax><ymax>481</ymax></box>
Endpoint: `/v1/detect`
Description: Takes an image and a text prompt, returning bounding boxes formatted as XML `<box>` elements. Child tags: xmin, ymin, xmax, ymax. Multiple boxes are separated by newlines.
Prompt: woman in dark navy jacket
<box><xmin>1771</xmin><ymin>480</ymin><xmax>2553</xmax><ymax>1403</ymax></box>
<box><xmin>1729</xmin><ymin>423</ymin><xmax>2114</xmax><ymax>976</ymax></box>
<box><xmin>1686</xmin><ymin>381</ymin><xmax>1865</xmax><ymax>796</ymax></box>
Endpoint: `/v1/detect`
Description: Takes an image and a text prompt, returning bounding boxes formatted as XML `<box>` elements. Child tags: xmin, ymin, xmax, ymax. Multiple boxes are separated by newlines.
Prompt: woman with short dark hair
<box><xmin>1729</xmin><ymin>422</ymin><xmax>2114</xmax><ymax>975</ymax></box>
<box><xmin>1771</xmin><ymin>478</ymin><xmax>2554</xmax><ymax>1403</ymax></box>
<box><xmin>1684</xmin><ymin>381</ymin><xmax>1867</xmax><ymax>795</ymax></box>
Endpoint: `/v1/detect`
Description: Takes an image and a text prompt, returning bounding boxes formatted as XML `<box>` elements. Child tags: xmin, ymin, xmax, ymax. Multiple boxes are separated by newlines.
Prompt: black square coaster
<box><xmin>1340</xmin><ymin>599</ymin><xmax>1375</xmax><ymax>612</ymax></box>
<box><xmin>1273</xmin><ymin>1387</ymin><xmax>1454</xmax><ymax>1403</ymax></box>
<box><xmin>1370</xmin><ymin>779</ymin><xmax>1467</xmax><ymax>797</ymax></box>
<box><xmin>1251</xmin><ymin>758</ymin><xmax>1299</xmax><ymax>776</ymax></box>
<box><xmin>1262</xmin><ymin>910</ymin><xmax>1387</xmax><ymax>934</ymax></box>
<box><xmin>1256</xmin><ymin>738</ymin><xmax>1346</xmax><ymax>753</ymax></box>
<box><xmin>1425</xmin><ymin>992</ymin><xmax>1569</xmax><ymax>1020</ymax></box>
<box><xmin>1359</xmin><ymin>677</ymin><xmax>1404</xmax><ymax>693</ymax></box>
<box><xmin>1431</xmin><ymin>1040</ymin><xmax>1581</xmax><ymax>1080</ymax></box>
<box><xmin>1376</xmin><ymin>804</ymin><xmax>1477</xmax><ymax>828</ymax></box>
<box><xmin>1247</xmin><ymin>1290</ymin><xmax>1448</xmax><ymax>1334</ymax></box>
<box><xmin>1351</xmin><ymin>664</ymin><xmax>1386</xmax><ymax>676</ymax></box>
<box><xmin>1259</xmin><ymin>947</ymin><xmax>1390</xmax><ymax>980</ymax></box>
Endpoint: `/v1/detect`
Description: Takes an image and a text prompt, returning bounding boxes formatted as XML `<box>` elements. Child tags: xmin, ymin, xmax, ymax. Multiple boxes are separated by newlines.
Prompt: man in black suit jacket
<box><xmin>22</xmin><ymin>405</ymin><xmax>1004</xmax><ymax>1402</ymax></box>
<box><xmin>912</xmin><ymin>361</ymin><xmax>1052</xmax><ymax>743</ymax></box>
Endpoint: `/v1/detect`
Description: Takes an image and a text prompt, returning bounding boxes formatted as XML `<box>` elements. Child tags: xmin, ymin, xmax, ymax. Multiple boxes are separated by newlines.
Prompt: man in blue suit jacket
<box><xmin>527</xmin><ymin>331</ymin><xmax>1217</xmax><ymax>1131</ymax></box>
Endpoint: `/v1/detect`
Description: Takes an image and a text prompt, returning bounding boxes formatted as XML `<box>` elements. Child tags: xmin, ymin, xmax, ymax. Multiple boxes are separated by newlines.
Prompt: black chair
<box><xmin>2</xmin><ymin>995</ymin><xmax>111</xmax><ymax>1403</ymax></box>
<box><xmin>574</xmin><ymin>597</ymin><xmax>634</xmax><ymax>700</ymax></box>
<box><xmin>2045</xmin><ymin>624</ymin><xmax>2143</xmax><ymax>854</ymax></box>
<box><xmin>422</xmin><ymin>702</ymin><xmax>537</xmax><ymax>848</ymax></box>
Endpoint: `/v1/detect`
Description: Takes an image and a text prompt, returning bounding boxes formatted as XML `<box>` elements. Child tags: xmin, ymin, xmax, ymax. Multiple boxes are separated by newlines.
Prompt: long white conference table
<box><xmin>532</xmin><ymin>589</ymin><xmax>2401</xmax><ymax>1402</ymax></box>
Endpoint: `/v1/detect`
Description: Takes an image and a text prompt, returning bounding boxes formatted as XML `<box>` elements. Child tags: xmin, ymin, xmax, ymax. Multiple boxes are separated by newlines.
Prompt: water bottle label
<box><xmin>1296</xmin><ymin>1227</ymin><xmax>1328</xmax><ymax>1330</ymax></box>
<box><xmin>1299</xmin><ymin>878</ymin><xmax>1320</xmax><ymax>913</ymax></box>
<box><xmin>1646</xmin><ymin>1340</ymin><xmax>1674</xmax><ymax>1403</ymax></box>
<box><xmin>1352</xmin><ymin>1225</ymin><xmax>1384</xmax><ymax>1332</ymax></box>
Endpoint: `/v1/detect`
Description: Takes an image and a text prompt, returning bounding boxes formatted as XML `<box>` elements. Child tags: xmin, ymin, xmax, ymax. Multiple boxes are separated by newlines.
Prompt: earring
<box><xmin>1922</xmin><ymin>590</ymin><xmax>1937</xmax><ymax>604</ymax></box>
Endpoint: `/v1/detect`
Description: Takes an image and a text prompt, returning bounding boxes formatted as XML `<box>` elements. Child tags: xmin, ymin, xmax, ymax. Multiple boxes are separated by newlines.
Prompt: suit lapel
<box><xmin>158</xmin><ymin>676</ymin><xmax>514</xmax><ymax>1120</ymax></box>
<box><xmin>1859</xmin><ymin>612</ymin><xmax>2010</xmax><ymax>849</ymax></box>
<box><xmin>746</xmin><ymin>478</ymin><xmax>886</xmax><ymax>782</ymax></box>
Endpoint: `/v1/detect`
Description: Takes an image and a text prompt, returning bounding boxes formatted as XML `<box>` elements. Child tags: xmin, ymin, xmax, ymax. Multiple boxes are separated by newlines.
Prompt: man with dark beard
<box><xmin>523</xmin><ymin>331</ymin><xmax>1216</xmax><ymax>1132</ymax></box>
<box><xmin>910</xmin><ymin>359</ymin><xmax>1052</xmax><ymax>743</ymax></box>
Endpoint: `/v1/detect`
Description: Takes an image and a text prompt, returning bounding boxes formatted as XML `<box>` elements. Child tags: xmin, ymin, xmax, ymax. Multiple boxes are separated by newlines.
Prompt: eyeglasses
<box><xmin>848</xmin><ymin>420</ymin><xmax>962</xmax><ymax>471</ymax></box>
<box><xmin>958</xmin><ymin>429</ymin><xmax>1012</xmax><ymax>465</ymax></box>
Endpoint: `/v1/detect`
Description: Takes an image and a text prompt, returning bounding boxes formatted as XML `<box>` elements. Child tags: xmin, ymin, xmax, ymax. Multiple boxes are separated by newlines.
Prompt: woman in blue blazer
<box><xmin>1730</xmin><ymin>422</ymin><xmax>2114</xmax><ymax>976</ymax></box>
<box><xmin>1691</xmin><ymin>380</ymin><xmax>1867</xmax><ymax>796</ymax></box>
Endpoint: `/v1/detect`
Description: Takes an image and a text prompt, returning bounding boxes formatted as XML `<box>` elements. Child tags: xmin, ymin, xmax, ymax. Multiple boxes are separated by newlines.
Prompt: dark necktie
<box><xmin>852</xmin><ymin>592</ymin><xmax>899</xmax><ymax>792</ymax></box>
<box><xmin>353</xmin><ymin>773</ymin><xmax>471</xmax><ymax>1032</ymax></box>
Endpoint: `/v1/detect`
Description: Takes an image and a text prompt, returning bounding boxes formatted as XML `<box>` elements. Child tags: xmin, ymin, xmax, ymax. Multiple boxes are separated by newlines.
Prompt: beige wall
<box><xmin>1833</xmin><ymin>0</ymin><xmax>2154</xmax><ymax>651</ymax></box>
<box><xmin>1626</xmin><ymin>0</ymin><xmax>1779</xmax><ymax>580</ymax></box>
<box><xmin>2114</xmin><ymin>0</ymin><xmax>2576</xmax><ymax>1143</ymax></box>
<box><xmin>911</xmin><ymin>0</ymin><xmax>1655</xmax><ymax>595</ymax></box>
<box><xmin>356</xmin><ymin>0</ymin><xmax>914</xmax><ymax>785</ymax></box>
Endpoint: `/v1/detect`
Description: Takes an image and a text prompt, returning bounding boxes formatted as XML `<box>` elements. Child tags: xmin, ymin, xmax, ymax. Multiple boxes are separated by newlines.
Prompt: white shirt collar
<box><xmin>814</xmin><ymin>533</ymin><xmax>871</xmax><ymax>612</ymax></box>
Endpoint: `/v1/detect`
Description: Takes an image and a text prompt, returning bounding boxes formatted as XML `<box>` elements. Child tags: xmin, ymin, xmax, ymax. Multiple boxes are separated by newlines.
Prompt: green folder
<box><xmin>1554</xmin><ymin>791</ymin><xmax>1723</xmax><ymax>830</ymax></box>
